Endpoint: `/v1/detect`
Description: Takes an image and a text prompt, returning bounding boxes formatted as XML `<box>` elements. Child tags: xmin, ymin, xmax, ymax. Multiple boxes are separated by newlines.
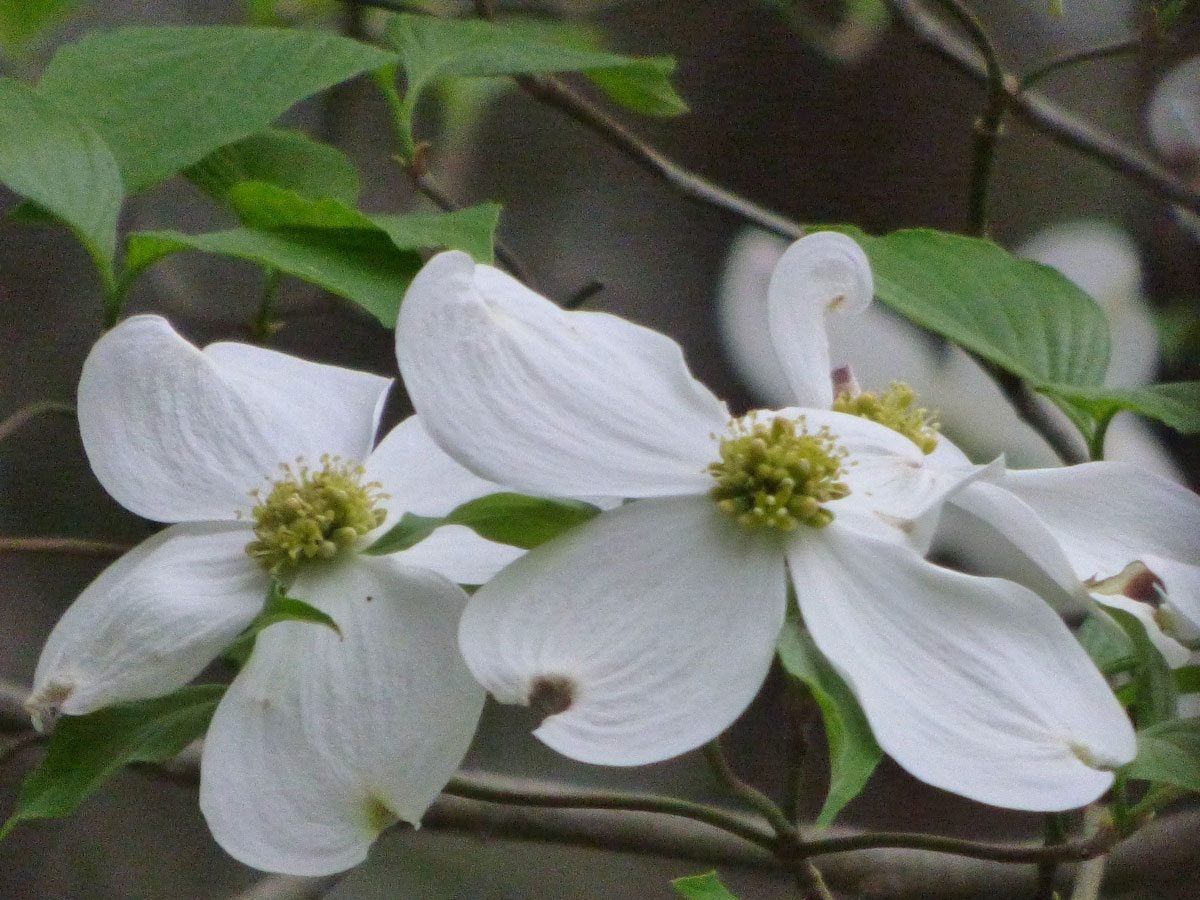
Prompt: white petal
<box><xmin>79</xmin><ymin>315</ymin><xmax>391</xmax><ymax>522</ymax></box>
<box><xmin>767</xmin><ymin>232</ymin><xmax>874</xmax><ymax>408</ymax></box>
<box><xmin>787</xmin><ymin>526</ymin><xmax>1136</xmax><ymax>811</ymax></box>
<box><xmin>786</xmin><ymin>408</ymin><xmax>992</xmax><ymax>549</ymax></box>
<box><xmin>392</xmin><ymin>525</ymin><xmax>524</xmax><ymax>585</ymax></box>
<box><xmin>1002</xmin><ymin>462</ymin><xmax>1200</xmax><ymax>582</ymax></box>
<box><xmin>204</xmin><ymin>340</ymin><xmax>391</xmax><ymax>465</ymax></box>
<box><xmin>365</xmin><ymin>415</ymin><xmax>514</xmax><ymax>521</ymax></box>
<box><xmin>458</xmin><ymin>495</ymin><xmax>787</xmax><ymax>766</ymax></box>
<box><xmin>1143</xmin><ymin>555</ymin><xmax>1200</xmax><ymax>637</ymax></box>
<box><xmin>396</xmin><ymin>251</ymin><xmax>729</xmax><ymax>499</ymax></box>
<box><xmin>29</xmin><ymin>524</ymin><xmax>267</xmax><ymax>727</ymax></box>
<box><xmin>935</xmin><ymin>481</ymin><xmax>1090</xmax><ymax>614</ymax></box>
<box><xmin>199</xmin><ymin>558</ymin><xmax>483</xmax><ymax>876</ymax></box>
<box><xmin>1090</xmin><ymin>593</ymin><xmax>1193</xmax><ymax>669</ymax></box>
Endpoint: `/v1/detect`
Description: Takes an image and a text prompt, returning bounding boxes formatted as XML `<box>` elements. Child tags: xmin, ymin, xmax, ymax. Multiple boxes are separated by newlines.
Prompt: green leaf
<box><xmin>228</xmin><ymin>181</ymin><xmax>500</xmax><ymax>263</ymax></box>
<box><xmin>1039</xmin><ymin>381</ymin><xmax>1200</xmax><ymax>436</ymax></box>
<box><xmin>1</xmin><ymin>685</ymin><xmax>222</xmax><ymax>838</ymax></box>
<box><xmin>385</xmin><ymin>14</ymin><xmax>686</xmax><ymax>151</ymax></box>
<box><xmin>185</xmin><ymin>129</ymin><xmax>361</xmax><ymax>205</ymax></box>
<box><xmin>1106</xmin><ymin>607</ymin><xmax>1178</xmax><ymax>727</ymax></box>
<box><xmin>0</xmin><ymin>0</ymin><xmax>85</xmax><ymax>52</ymax></box>
<box><xmin>363</xmin><ymin>511</ymin><xmax>443</xmax><ymax>557</ymax></box>
<box><xmin>223</xmin><ymin>579</ymin><xmax>342</xmax><ymax>663</ymax></box>
<box><xmin>124</xmin><ymin>227</ymin><xmax>421</xmax><ymax>326</ymax></box>
<box><xmin>365</xmin><ymin>494</ymin><xmax>601</xmax><ymax>559</ymax></box>
<box><xmin>37</xmin><ymin>26</ymin><xmax>395</xmax><ymax>191</ymax></box>
<box><xmin>445</xmin><ymin>493</ymin><xmax>600</xmax><ymax>549</ymax></box>
<box><xmin>671</xmin><ymin>871</ymin><xmax>739</xmax><ymax>899</ymax></box>
<box><xmin>0</xmin><ymin>78</ymin><xmax>123</xmax><ymax>281</ymax></box>
<box><xmin>833</xmin><ymin>227</ymin><xmax>1111</xmax><ymax>390</ymax></box>
<box><xmin>777</xmin><ymin>608</ymin><xmax>881</xmax><ymax>827</ymax></box>
<box><xmin>1124</xmin><ymin>717</ymin><xmax>1200</xmax><ymax>792</ymax></box>
<box><xmin>1076</xmin><ymin>613</ymin><xmax>1137</xmax><ymax>675</ymax></box>
<box><xmin>1176</xmin><ymin>665</ymin><xmax>1200</xmax><ymax>695</ymax></box>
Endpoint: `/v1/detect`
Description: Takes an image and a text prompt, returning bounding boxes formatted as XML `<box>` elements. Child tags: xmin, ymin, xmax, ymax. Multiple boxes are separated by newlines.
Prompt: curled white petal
<box><xmin>199</xmin><ymin>558</ymin><xmax>483</xmax><ymax>875</ymax></box>
<box><xmin>1143</xmin><ymin>554</ymin><xmax>1200</xmax><ymax>638</ymax></box>
<box><xmin>788</xmin><ymin>525</ymin><xmax>1136</xmax><ymax>812</ymax></box>
<box><xmin>767</xmin><ymin>232</ymin><xmax>874</xmax><ymax>408</ymax></box>
<box><xmin>458</xmin><ymin>496</ymin><xmax>787</xmax><ymax>766</ymax></box>
<box><xmin>80</xmin><ymin>315</ymin><xmax>391</xmax><ymax>522</ymax></box>
<box><xmin>29</xmin><ymin>524</ymin><xmax>267</xmax><ymax>728</ymax></box>
<box><xmin>397</xmin><ymin>251</ymin><xmax>729</xmax><ymax>500</ymax></box>
<box><xmin>1090</xmin><ymin>593</ymin><xmax>1193</xmax><ymax>669</ymax></box>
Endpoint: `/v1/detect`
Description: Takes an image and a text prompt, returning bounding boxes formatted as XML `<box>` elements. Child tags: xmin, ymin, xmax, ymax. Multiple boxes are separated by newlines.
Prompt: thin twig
<box><xmin>703</xmin><ymin>740</ymin><xmax>834</xmax><ymax>900</ymax></box>
<box><xmin>0</xmin><ymin>537</ymin><xmax>133</xmax><ymax>557</ymax></box>
<box><xmin>800</xmin><ymin>824</ymin><xmax>1119</xmax><ymax>865</ymax></box>
<box><xmin>0</xmin><ymin>400</ymin><xmax>75</xmax><ymax>445</ymax></box>
<box><xmin>444</xmin><ymin>772</ymin><xmax>778</xmax><ymax>851</ymax></box>
<box><xmin>563</xmin><ymin>279</ymin><xmax>605</xmax><ymax>310</ymax></box>
<box><xmin>925</xmin><ymin>0</ymin><xmax>1008</xmax><ymax>236</ymax></box>
<box><xmin>982</xmin><ymin>363</ymin><xmax>1087</xmax><ymax>465</ymax></box>
<box><xmin>0</xmin><ymin>730</ymin><xmax>44</xmax><ymax>766</ymax></box>
<box><xmin>888</xmin><ymin>0</ymin><xmax>1200</xmax><ymax>217</ymax></box>
<box><xmin>229</xmin><ymin>874</ymin><xmax>341</xmax><ymax>900</ymax></box>
<box><xmin>1035</xmin><ymin>813</ymin><xmax>1068</xmax><ymax>900</ymax></box>
<box><xmin>1021</xmin><ymin>37</ymin><xmax>1146</xmax><ymax>89</ymax></box>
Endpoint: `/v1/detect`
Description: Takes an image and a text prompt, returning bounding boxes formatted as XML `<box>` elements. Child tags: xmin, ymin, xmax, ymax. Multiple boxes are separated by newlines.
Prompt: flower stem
<box><xmin>0</xmin><ymin>537</ymin><xmax>132</xmax><ymax>556</ymax></box>
<box><xmin>1034</xmin><ymin>812</ymin><xmax>1069</xmax><ymax>900</ymax></box>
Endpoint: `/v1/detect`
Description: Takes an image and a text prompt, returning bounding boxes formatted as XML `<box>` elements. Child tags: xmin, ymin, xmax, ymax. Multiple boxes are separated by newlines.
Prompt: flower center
<box><xmin>832</xmin><ymin>381</ymin><xmax>940</xmax><ymax>454</ymax></box>
<box><xmin>245</xmin><ymin>455</ymin><xmax>387</xmax><ymax>574</ymax></box>
<box><xmin>709</xmin><ymin>415</ymin><xmax>849</xmax><ymax>531</ymax></box>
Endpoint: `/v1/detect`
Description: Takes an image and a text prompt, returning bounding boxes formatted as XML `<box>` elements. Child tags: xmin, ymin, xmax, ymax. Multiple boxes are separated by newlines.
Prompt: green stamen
<box><xmin>709</xmin><ymin>415</ymin><xmax>850</xmax><ymax>531</ymax></box>
<box><xmin>833</xmin><ymin>381</ymin><xmax>940</xmax><ymax>454</ymax></box>
<box><xmin>246</xmin><ymin>455</ymin><xmax>387</xmax><ymax>574</ymax></box>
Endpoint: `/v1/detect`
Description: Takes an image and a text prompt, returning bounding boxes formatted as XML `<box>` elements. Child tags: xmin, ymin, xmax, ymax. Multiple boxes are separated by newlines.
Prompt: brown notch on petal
<box><xmin>1087</xmin><ymin>560</ymin><xmax>1165</xmax><ymax>607</ymax></box>
<box><xmin>527</xmin><ymin>675</ymin><xmax>575</xmax><ymax>725</ymax></box>
<box><xmin>24</xmin><ymin>680</ymin><xmax>73</xmax><ymax>734</ymax></box>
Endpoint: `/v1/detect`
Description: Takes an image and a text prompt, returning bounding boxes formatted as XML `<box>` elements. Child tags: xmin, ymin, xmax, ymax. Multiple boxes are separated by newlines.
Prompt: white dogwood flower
<box><xmin>757</xmin><ymin>234</ymin><xmax>1200</xmax><ymax>698</ymax></box>
<box><xmin>28</xmin><ymin>315</ymin><xmax>523</xmax><ymax>875</ymax></box>
<box><xmin>396</xmin><ymin>245</ymin><xmax>1135</xmax><ymax>813</ymax></box>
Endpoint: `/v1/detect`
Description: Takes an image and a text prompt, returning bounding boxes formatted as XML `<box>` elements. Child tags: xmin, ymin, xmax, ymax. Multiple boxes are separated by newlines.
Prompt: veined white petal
<box><xmin>396</xmin><ymin>252</ymin><xmax>729</xmax><ymax>500</ymax></box>
<box><xmin>365</xmin><ymin>415</ymin><xmax>515</xmax><ymax>522</ymax></box>
<box><xmin>28</xmin><ymin>524</ymin><xmax>267</xmax><ymax>728</ymax></box>
<box><xmin>935</xmin><ymin>481</ymin><xmax>1090</xmax><ymax>614</ymax></box>
<box><xmin>1090</xmin><ymin>593</ymin><xmax>1193</xmax><ymax>669</ymax></box>
<box><xmin>392</xmin><ymin>525</ymin><xmax>524</xmax><ymax>586</ymax></box>
<box><xmin>1002</xmin><ymin>462</ymin><xmax>1200</xmax><ymax>582</ymax></box>
<box><xmin>767</xmin><ymin>232</ymin><xmax>874</xmax><ymax>409</ymax></box>
<box><xmin>458</xmin><ymin>495</ymin><xmax>787</xmax><ymax>766</ymax></box>
<box><xmin>199</xmin><ymin>558</ymin><xmax>483</xmax><ymax>876</ymax></box>
<box><xmin>787</xmin><ymin>525</ymin><xmax>1136</xmax><ymax>811</ymax></box>
<box><xmin>79</xmin><ymin>316</ymin><xmax>391</xmax><ymax>522</ymax></box>
<box><xmin>204</xmin><ymin>340</ymin><xmax>391</xmax><ymax>466</ymax></box>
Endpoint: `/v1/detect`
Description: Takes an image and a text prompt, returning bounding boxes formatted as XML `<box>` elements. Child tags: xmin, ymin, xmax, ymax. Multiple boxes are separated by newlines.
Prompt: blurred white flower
<box><xmin>1148</xmin><ymin>55</ymin><xmax>1200</xmax><ymax>171</ymax></box>
<box><xmin>718</xmin><ymin>222</ymin><xmax>1182</xmax><ymax>479</ymax></box>
<box><xmin>395</xmin><ymin>245</ymin><xmax>1135</xmax><ymax>813</ymax></box>
<box><xmin>28</xmin><ymin>315</ymin><xmax>521</xmax><ymax>875</ymax></box>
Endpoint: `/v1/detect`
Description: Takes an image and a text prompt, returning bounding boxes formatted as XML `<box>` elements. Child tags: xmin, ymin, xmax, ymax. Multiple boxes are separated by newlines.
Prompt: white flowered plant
<box><xmin>27</xmin><ymin>315</ymin><xmax>523</xmax><ymax>875</ymax></box>
<box><xmin>393</xmin><ymin>242</ymin><xmax>1137</xmax><ymax>812</ymax></box>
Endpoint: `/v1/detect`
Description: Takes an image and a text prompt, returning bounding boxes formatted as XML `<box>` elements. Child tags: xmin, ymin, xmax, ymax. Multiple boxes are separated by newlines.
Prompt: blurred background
<box><xmin>1</xmin><ymin>0</ymin><xmax>1198</xmax><ymax>896</ymax></box>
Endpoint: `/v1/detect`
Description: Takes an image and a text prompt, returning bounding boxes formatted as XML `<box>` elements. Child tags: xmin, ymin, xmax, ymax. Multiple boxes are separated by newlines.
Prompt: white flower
<box><xmin>755</xmin><ymin>236</ymin><xmax>1200</xmax><ymax>706</ymax></box>
<box><xmin>395</xmin><ymin>245</ymin><xmax>1135</xmax><ymax>812</ymax></box>
<box><xmin>28</xmin><ymin>315</ymin><xmax>523</xmax><ymax>875</ymax></box>
<box><xmin>718</xmin><ymin>223</ymin><xmax>1182</xmax><ymax>479</ymax></box>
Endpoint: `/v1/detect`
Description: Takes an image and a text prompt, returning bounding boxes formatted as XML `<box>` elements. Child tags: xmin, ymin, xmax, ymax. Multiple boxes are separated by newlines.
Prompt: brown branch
<box><xmin>1021</xmin><ymin>37</ymin><xmax>1147</xmax><ymax>90</ymax></box>
<box><xmin>0</xmin><ymin>400</ymin><xmax>75</xmax><ymax>445</ymax></box>
<box><xmin>888</xmin><ymin>0</ymin><xmax>1200</xmax><ymax>217</ymax></box>
<box><xmin>983</xmin><ymin>363</ymin><xmax>1088</xmax><ymax>465</ymax></box>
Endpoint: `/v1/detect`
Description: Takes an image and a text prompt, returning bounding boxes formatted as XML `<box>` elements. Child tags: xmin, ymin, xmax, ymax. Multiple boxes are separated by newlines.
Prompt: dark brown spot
<box><xmin>1088</xmin><ymin>561</ymin><xmax>1165</xmax><ymax>606</ymax></box>
<box><xmin>365</xmin><ymin>595</ymin><xmax>374</xmax><ymax>603</ymax></box>
<box><xmin>528</xmin><ymin>675</ymin><xmax>575</xmax><ymax>724</ymax></box>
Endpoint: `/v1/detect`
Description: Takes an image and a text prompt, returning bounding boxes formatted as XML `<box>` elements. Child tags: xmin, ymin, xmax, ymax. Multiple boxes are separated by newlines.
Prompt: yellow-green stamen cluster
<box><xmin>246</xmin><ymin>455</ymin><xmax>387</xmax><ymax>574</ymax></box>
<box><xmin>709</xmin><ymin>415</ymin><xmax>849</xmax><ymax>531</ymax></box>
<box><xmin>833</xmin><ymin>381</ymin><xmax>940</xmax><ymax>454</ymax></box>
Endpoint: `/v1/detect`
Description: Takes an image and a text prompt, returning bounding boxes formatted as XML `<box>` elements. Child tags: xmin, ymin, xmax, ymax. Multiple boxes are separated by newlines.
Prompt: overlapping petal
<box><xmin>29</xmin><ymin>524</ymin><xmax>267</xmax><ymax>728</ymax></box>
<box><xmin>766</xmin><ymin>232</ymin><xmax>874</xmax><ymax>408</ymax></box>
<box><xmin>787</xmin><ymin>526</ymin><xmax>1136</xmax><ymax>811</ymax></box>
<box><xmin>458</xmin><ymin>496</ymin><xmax>787</xmax><ymax>766</ymax></box>
<box><xmin>1089</xmin><ymin>593</ymin><xmax>1193</xmax><ymax>668</ymax></box>
<box><xmin>1143</xmin><ymin>554</ymin><xmax>1200</xmax><ymax>634</ymax></box>
<box><xmin>79</xmin><ymin>316</ymin><xmax>391</xmax><ymax>522</ymax></box>
<box><xmin>396</xmin><ymin>251</ymin><xmax>729</xmax><ymax>500</ymax></box>
<box><xmin>199</xmin><ymin>558</ymin><xmax>483</xmax><ymax>876</ymax></box>
<box><xmin>1001</xmin><ymin>462</ymin><xmax>1200</xmax><ymax>581</ymax></box>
